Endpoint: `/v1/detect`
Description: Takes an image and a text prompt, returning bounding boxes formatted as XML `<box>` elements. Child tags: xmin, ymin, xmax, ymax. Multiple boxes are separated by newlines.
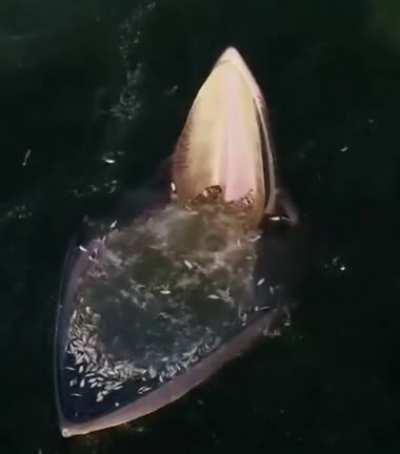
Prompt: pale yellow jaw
<box><xmin>172</xmin><ymin>47</ymin><xmax>278</xmax><ymax>227</ymax></box>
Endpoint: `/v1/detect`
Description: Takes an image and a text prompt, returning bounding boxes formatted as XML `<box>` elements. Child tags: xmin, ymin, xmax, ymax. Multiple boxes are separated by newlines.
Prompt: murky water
<box><xmin>1</xmin><ymin>0</ymin><xmax>399</xmax><ymax>452</ymax></box>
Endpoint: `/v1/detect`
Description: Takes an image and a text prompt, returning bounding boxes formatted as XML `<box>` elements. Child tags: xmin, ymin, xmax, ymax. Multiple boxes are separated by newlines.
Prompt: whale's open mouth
<box><xmin>55</xmin><ymin>47</ymin><xmax>293</xmax><ymax>438</ymax></box>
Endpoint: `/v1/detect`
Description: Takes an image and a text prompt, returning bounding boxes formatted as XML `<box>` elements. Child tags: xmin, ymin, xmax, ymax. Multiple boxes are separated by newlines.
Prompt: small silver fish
<box><xmin>148</xmin><ymin>366</ymin><xmax>157</xmax><ymax>379</ymax></box>
<box><xmin>138</xmin><ymin>385</ymin><xmax>151</xmax><ymax>395</ymax></box>
<box><xmin>207</xmin><ymin>294</ymin><xmax>219</xmax><ymax>300</ymax></box>
<box><xmin>183</xmin><ymin>259</ymin><xmax>193</xmax><ymax>270</ymax></box>
<box><xmin>22</xmin><ymin>149</ymin><xmax>31</xmax><ymax>167</ymax></box>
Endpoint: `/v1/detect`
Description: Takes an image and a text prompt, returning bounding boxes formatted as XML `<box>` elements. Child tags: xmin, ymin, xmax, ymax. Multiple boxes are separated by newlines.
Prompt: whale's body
<box><xmin>54</xmin><ymin>47</ymin><xmax>298</xmax><ymax>437</ymax></box>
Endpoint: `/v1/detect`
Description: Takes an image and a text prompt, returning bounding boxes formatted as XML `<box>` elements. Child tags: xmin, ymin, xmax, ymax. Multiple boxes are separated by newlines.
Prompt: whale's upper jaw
<box><xmin>172</xmin><ymin>46</ymin><xmax>278</xmax><ymax>228</ymax></box>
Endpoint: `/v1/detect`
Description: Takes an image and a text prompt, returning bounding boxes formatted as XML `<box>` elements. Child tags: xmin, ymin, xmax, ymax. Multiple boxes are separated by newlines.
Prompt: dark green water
<box><xmin>1</xmin><ymin>0</ymin><xmax>399</xmax><ymax>452</ymax></box>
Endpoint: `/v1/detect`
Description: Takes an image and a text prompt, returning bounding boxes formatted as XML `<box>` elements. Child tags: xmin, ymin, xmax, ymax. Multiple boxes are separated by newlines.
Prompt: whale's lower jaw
<box><xmin>171</xmin><ymin>47</ymin><xmax>278</xmax><ymax>229</ymax></box>
<box><xmin>59</xmin><ymin>307</ymin><xmax>283</xmax><ymax>438</ymax></box>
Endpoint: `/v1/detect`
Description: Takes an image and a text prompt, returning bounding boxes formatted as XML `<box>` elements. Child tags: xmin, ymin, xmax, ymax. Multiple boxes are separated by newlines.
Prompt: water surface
<box><xmin>1</xmin><ymin>0</ymin><xmax>399</xmax><ymax>452</ymax></box>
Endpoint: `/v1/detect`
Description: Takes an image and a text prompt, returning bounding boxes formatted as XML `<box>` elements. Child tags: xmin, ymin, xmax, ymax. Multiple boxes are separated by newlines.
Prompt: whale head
<box><xmin>171</xmin><ymin>47</ymin><xmax>280</xmax><ymax>228</ymax></box>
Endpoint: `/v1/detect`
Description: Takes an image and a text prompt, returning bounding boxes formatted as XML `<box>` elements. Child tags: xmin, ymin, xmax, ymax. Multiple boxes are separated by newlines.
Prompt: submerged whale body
<box><xmin>54</xmin><ymin>47</ymin><xmax>299</xmax><ymax>437</ymax></box>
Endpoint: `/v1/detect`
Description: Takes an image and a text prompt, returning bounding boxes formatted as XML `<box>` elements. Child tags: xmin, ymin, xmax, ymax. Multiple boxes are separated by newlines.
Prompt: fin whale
<box><xmin>54</xmin><ymin>47</ymin><xmax>299</xmax><ymax>438</ymax></box>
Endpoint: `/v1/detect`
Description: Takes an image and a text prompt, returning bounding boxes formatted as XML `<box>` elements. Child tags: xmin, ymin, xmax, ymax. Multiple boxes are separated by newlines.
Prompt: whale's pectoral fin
<box><xmin>264</xmin><ymin>188</ymin><xmax>299</xmax><ymax>227</ymax></box>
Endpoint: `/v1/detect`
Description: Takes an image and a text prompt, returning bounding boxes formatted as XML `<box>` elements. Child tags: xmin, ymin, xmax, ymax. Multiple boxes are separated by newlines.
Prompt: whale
<box><xmin>54</xmin><ymin>47</ymin><xmax>300</xmax><ymax>438</ymax></box>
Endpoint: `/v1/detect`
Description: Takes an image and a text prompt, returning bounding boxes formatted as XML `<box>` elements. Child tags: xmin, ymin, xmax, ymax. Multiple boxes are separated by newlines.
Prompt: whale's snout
<box><xmin>172</xmin><ymin>47</ymin><xmax>278</xmax><ymax>227</ymax></box>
